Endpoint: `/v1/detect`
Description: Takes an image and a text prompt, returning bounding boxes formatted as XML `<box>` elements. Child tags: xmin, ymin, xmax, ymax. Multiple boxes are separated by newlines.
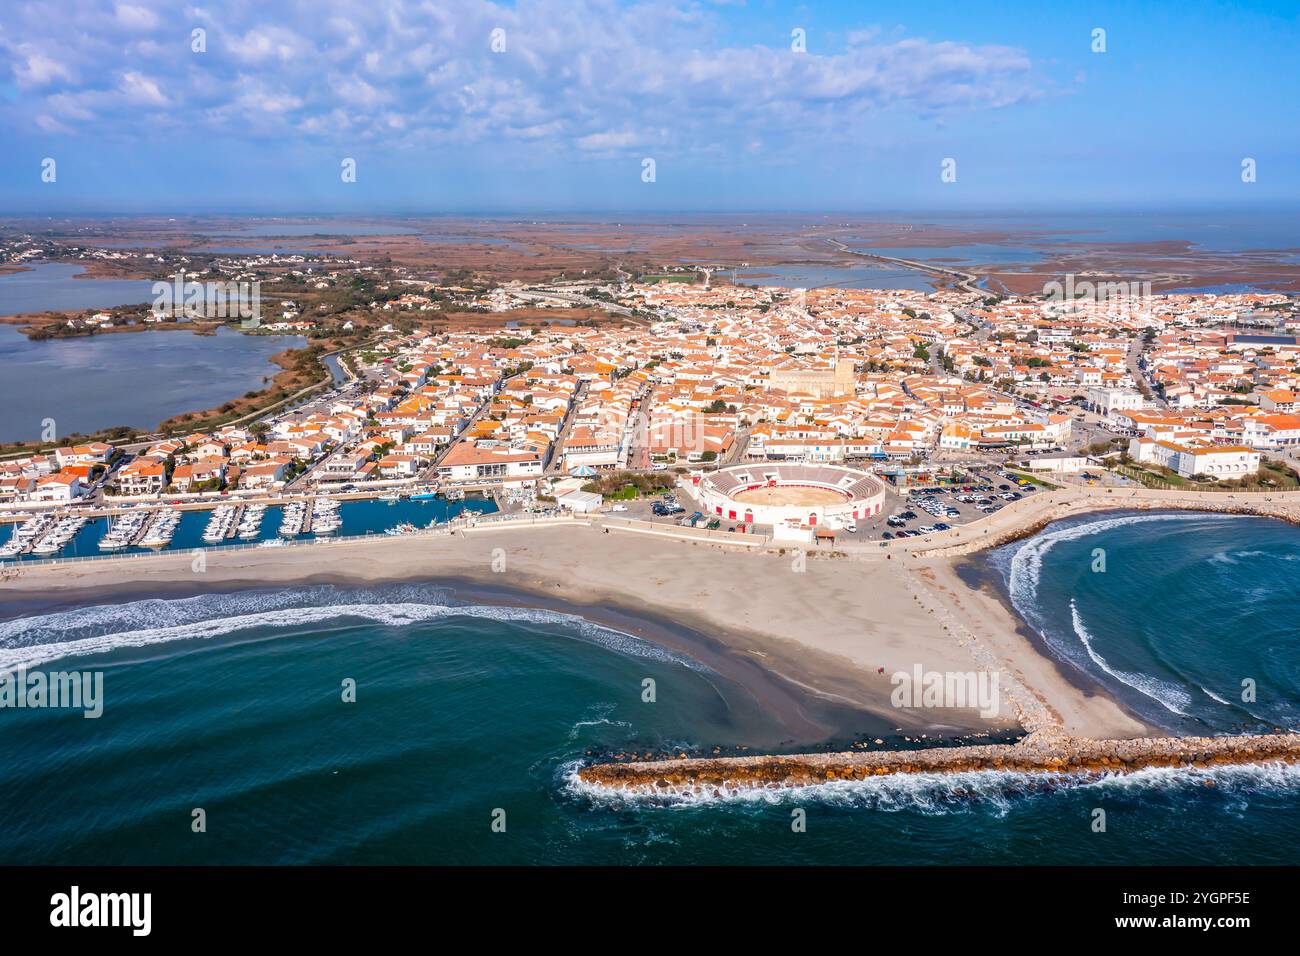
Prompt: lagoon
<box><xmin>0</xmin><ymin>325</ymin><xmax>305</xmax><ymax>442</ymax></box>
<box><xmin>0</xmin><ymin>262</ymin><xmax>157</xmax><ymax>317</ymax></box>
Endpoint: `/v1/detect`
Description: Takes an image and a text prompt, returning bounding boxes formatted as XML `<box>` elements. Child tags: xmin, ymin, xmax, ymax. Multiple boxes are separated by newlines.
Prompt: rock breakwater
<box><xmin>578</xmin><ymin>732</ymin><xmax>1300</xmax><ymax>797</ymax></box>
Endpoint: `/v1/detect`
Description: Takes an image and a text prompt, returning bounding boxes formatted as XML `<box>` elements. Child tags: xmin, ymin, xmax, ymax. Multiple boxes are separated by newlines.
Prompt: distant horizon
<box><xmin>5</xmin><ymin>203</ymin><xmax>1300</xmax><ymax>221</ymax></box>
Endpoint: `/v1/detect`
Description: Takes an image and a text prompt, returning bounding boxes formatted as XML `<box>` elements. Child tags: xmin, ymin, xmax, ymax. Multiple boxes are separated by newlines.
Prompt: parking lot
<box><xmin>864</xmin><ymin>466</ymin><xmax>1048</xmax><ymax>541</ymax></box>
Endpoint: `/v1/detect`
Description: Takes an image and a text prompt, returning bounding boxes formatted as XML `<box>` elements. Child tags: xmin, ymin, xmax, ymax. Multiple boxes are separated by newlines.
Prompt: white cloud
<box><xmin>576</xmin><ymin>130</ymin><xmax>640</xmax><ymax>151</ymax></box>
<box><xmin>15</xmin><ymin>50</ymin><xmax>74</xmax><ymax>88</ymax></box>
<box><xmin>119</xmin><ymin>71</ymin><xmax>168</xmax><ymax>106</ymax></box>
<box><xmin>114</xmin><ymin>3</ymin><xmax>160</xmax><ymax>30</ymax></box>
<box><xmin>0</xmin><ymin>0</ymin><xmax>1044</xmax><ymax>154</ymax></box>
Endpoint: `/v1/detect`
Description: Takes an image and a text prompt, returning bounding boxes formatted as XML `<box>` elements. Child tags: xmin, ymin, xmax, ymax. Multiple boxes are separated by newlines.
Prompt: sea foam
<box><xmin>1069</xmin><ymin>599</ymin><xmax>1192</xmax><ymax>716</ymax></box>
<box><xmin>0</xmin><ymin>584</ymin><xmax>698</xmax><ymax>672</ymax></box>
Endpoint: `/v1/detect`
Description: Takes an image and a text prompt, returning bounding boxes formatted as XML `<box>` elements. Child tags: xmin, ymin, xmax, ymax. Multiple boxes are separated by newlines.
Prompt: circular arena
<box><xmin>692</xmin><ymin>462</ymin><xmax>886</xmax><ymax>529</ymax></box>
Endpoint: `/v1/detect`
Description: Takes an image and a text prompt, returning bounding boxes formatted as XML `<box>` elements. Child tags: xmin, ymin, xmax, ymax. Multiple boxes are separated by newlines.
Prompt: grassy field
<box><xmin>1005</xmin><ymin>469</ymin><xmax>1060</xmax><ymax>490</ymax></box>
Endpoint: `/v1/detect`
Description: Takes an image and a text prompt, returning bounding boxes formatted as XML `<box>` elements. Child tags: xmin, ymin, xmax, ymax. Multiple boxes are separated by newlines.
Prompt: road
<box><xmin>822</xmin><ymin>238</ymin><xmax>987</xmax><ymax>295</ymax></box>
<box><xmin>1126</xmin><ymin>335</ymin><xmax>1167</xmax><ymax>408</ymax></box>
<box><xmin>510</xmin><ymin>288</ymin><xmax>637</xmax><ymax>319</ymax></box>
<box><xmin>543</xmin><ymin>380</ymin><xmax>589</xmax><ymax>475</ymax></box>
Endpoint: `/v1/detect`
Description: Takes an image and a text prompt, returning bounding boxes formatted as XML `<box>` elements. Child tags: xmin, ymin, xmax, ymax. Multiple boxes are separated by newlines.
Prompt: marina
<box><xmin>0</xmin><ymin>494</ymin><xmax>496</xmax><ymax>564</ymax></box>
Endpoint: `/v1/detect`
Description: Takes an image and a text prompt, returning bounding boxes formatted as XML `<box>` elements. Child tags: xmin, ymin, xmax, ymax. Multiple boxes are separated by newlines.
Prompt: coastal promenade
<box><xmin>873</xmin><ymin>483</ymin><xmax>1300</xmax><ymax>558</ymax></box>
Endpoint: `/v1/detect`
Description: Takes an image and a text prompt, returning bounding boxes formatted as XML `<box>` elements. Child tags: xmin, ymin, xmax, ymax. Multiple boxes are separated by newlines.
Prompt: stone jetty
<box><xmin>577</xmin><ymin>732</ymin><xmax>1300</xmax><ymax>796</ymax></box>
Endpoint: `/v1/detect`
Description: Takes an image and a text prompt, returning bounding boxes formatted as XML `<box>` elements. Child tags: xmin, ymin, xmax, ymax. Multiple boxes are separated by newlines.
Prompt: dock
<box><xmin>225</xmin><ymin>504</ymin><xmax>245</xmax><ymax>540</ymax></box>
<box><xmin>21</xmin><ymin>515</ymin><xmax>58</xmax><ymax>554</ymax></box>
<box><xmin>128</xmin><ymin>510</ymin><xmax>161</xmax><ymax>547</ymax></box>
<box><xmin>301</xmin><ymin>498</ymin><xmax>315</xmax><ymax>534</ymax></box>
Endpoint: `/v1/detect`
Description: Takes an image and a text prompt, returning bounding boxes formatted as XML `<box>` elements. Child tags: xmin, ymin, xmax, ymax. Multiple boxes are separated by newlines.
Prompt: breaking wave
<box><xmin>1005</xmin><ymin>511</ymin><xmax>1225</xmax><ymax>618</ymax></box>
<box><xmin>0</xmin><ymin>584</ymin><xmax>700</xmax><ymax>672</ymax></box>
<box><xmin>1000</xmin><ymin>511</ymin><xmax>1242</xmax><ymax>725</ymax></box>
<box><xmin>1069</xmin><ymin>600</ymin><xmax>1192</xmax><ymax>716</ymax></box>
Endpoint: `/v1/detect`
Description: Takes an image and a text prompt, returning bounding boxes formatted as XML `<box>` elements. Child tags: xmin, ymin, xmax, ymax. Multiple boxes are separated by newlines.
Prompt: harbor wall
<box><xmin>578</xmin><ymin>732</ymin><xmax>1300</xmax><ymax>796</ymax></box>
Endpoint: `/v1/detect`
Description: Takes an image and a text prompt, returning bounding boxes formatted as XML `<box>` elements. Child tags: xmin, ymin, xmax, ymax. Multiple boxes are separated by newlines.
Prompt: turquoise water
<box><xmin>0</xmin><ymin>497</ymin><xmax>495</xmax><ymax>563</ymax></box>
<box><xmin>990</xmin><ymin>511</ymin><xmax>1300</xmax><ymax>735</ymax></box>
<box><xmin>1</xmin><ymin>510</ymin><xmax>1298</xmax><ymax>866</ymax></box>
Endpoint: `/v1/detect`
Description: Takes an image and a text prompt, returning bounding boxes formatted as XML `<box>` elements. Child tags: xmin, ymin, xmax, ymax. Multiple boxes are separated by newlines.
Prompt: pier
<box><xmin>127</xmin><ymin>512</ymin><xmax>158</xmax><ymax>547</ymax></box>
<box><xmin>578</xmin><ymin>732</ymin><xmax>1300</xmax><ymax>796</ymax></box>
<box><xmin>225</xmin><ymin>504</ymin><xmax>245</xmax><ymax>540</ymax></box>
<box><xmin>17</xmin><ymin>514</ymin><xmax>57</xmax><ymax>554</ymax></box>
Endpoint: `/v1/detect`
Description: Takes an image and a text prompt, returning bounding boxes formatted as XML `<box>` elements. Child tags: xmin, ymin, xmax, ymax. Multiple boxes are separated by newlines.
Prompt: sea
<box><xmin>987</xmin><ymin>510</ymin><xmax>1300</xmax><ymax>736</ymax></box>
<box><xmin>1</xmin><ymin>512</ymin><xmax>1297</xmax><ymax>865</ymax></box>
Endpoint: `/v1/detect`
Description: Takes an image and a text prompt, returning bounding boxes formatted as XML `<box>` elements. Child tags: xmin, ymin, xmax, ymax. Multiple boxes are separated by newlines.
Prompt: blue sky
<box><xmin>1</xmin><ymin>0</ymin><xmax>1297</xmax><ymax>213</ymax></box>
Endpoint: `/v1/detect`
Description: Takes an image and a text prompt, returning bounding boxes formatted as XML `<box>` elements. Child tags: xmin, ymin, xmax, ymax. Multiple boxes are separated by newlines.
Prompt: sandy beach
<box><xmin>0</xmin><ymin>504</ymin><xmax>1167</xmax><ymax>743</ymax></box>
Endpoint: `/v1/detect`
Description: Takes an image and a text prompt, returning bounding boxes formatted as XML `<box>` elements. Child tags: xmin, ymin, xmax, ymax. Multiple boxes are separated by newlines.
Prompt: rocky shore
<box><xmin>577</xmin><ymin>732</ymin><xmax>1300</xmax><ymax>797</ymax></box>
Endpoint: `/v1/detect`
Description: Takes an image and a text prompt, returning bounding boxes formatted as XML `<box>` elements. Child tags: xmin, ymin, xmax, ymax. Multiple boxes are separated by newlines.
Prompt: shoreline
<box><xmin>947</xmin><ymin>549</ymin><xmax>1163</xmax><ymax>733</ymax></box>
<box><xmin>2</xmin><ymin>572</ymin><xmax>897</xmax><ymax>751</ymax></box>
<box><xmin>949</xmin><ymin>508</ymin><xmax>1297</xmax><ymax>738</ymax></box>
<box><xmin>899</xmin><ymin>484</ymin><xmax>1300</xmax><ymax>560</ymax></box>
<box><xmin>0</xmin><ymin>327</ymin><xmax>335</xmax><ymax>451</ymax></box>
<box><xmin>4</xmin><ymin>498</ymin><xmax>1296</xmax><ymax>766</ymax></box>
<box><xmin>0</xmin><ymin>505</ymin><xmax>1172</xmax><ymax>743</ymax></box>
<box><xmin>1</xmin><ymin>522</ymin><xmax>1028</xmax><ymax>739</ymax></box>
